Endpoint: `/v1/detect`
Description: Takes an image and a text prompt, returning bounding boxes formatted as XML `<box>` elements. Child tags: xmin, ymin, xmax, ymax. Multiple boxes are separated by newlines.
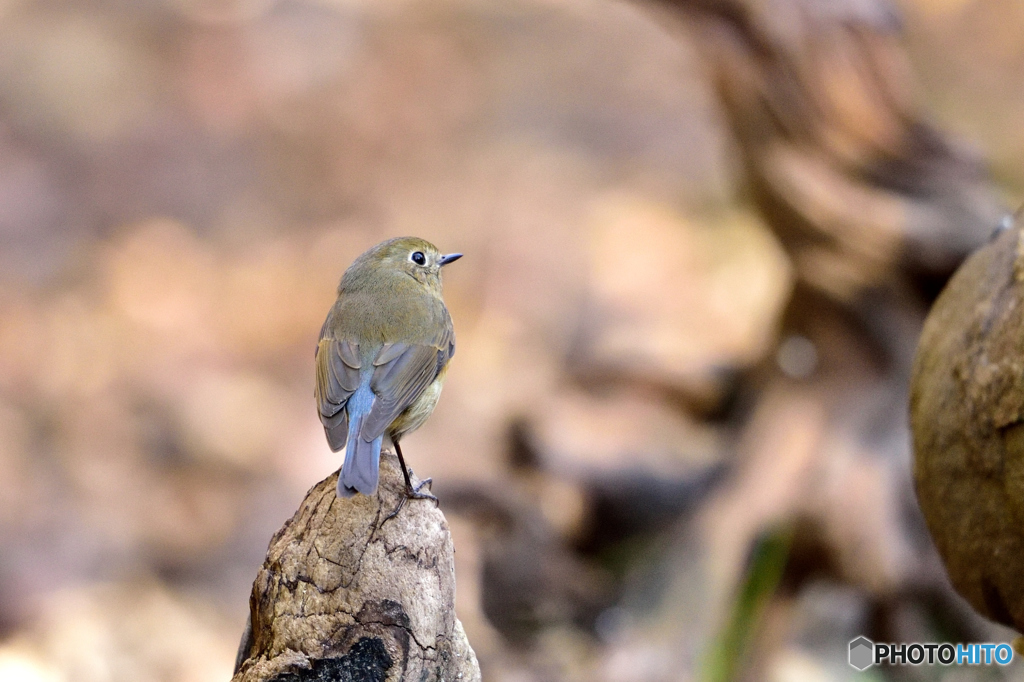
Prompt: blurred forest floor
<box><xmin>0</xmin><ymin>0</ymin><xmax>1023</xmax><ymax>680</ymax></box>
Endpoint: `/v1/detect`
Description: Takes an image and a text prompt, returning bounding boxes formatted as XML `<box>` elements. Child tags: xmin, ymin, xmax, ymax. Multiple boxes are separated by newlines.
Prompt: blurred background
<box><xmin>0</xmin><ymin>0</ymin><xmax>1023</xmax><ymax>680</ymax></box>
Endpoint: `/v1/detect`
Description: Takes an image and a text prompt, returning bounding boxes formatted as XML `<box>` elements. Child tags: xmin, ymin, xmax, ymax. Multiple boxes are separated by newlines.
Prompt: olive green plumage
<box><xmin>315</xmin><ymin>237</ymin><xmax>460</xmax><ymax>499</ymax></box>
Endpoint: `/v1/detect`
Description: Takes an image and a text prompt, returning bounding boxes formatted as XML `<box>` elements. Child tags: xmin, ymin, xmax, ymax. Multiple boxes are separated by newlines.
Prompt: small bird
<box><xmin>315</xmin><ymin>236</ymin><xmax>461</xmax><ymax>504</ymax></box>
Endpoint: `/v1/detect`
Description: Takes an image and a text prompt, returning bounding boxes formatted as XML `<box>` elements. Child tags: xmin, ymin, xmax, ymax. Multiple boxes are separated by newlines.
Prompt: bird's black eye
<box><xmin>411</xmin><ymin>251</ymin><xmax>426</xmax><ymax>265</ymax></box>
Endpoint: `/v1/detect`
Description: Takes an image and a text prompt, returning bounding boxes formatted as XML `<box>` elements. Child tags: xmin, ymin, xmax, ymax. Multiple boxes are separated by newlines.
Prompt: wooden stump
<box><xmin>232</xmin><ymin>453</ymin><xmax>481</xmax><ymax>682</ymax></box>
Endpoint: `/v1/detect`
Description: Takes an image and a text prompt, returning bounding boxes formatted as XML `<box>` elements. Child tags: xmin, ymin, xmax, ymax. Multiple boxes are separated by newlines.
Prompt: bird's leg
<box><xmin>383</xmin><ymin>441</ymin><xmax>438</xmax><ymax>522</ymax></box>
<box><xmin>395</xmin><ymin>440</ymin><xmax>436</xmax><ymax>499</ymax></box>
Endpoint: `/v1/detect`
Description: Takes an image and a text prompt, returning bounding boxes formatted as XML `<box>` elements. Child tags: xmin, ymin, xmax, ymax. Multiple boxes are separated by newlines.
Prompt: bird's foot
<box><xmin>408</xmin><ymin>477</ymin><xmax>437</xmax><ymax>502</ymax></box>
<box><xmin>382</xmin><ymin>478</ymin><xmax>438</xmax><ymax>523</ymax></box>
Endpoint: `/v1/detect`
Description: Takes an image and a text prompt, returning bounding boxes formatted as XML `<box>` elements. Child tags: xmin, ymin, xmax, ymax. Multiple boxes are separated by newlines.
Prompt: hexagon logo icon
<box><xmin>849</xmin><ymin>636</ymin><xmax>874</xmax><ymax>670</ymax></box>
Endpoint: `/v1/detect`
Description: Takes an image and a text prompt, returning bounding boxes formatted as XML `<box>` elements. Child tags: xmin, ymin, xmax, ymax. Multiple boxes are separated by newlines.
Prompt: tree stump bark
<box><xmin>232</xmin><ymin>453</ymin><xmax>481</xmax><ymax>682</ymax></box>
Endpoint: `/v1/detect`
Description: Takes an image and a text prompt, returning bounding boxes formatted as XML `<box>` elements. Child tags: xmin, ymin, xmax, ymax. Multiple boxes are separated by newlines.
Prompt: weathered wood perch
<box><xmin>232</xmin><ymin>453</ymin><xmax>481</xmax><ymax>682</ymax></box>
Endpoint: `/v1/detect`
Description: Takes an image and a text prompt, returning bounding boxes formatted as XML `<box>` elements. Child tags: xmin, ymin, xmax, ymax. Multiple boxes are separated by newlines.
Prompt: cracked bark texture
<box><xmin>911</xmin><ymin>216</ymin><xmax>1024</xmax><ymax>631</ymax></box>
<box><xmin>232</xmin><ymin>453</ymin><xmax>481</xmax><ymax>682</ymax></box>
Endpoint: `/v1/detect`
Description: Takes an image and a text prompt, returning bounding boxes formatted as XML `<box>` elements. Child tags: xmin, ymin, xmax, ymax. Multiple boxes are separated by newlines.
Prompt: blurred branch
<box><xmin>650</xmin><ymin>0</ymin><xmax>1005</xmax><ymax>300</ymax></box>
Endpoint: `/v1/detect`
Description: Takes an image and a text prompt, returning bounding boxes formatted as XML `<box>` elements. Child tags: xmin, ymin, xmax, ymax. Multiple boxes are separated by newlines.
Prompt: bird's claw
<box><xmin>382</xmin><ymin>478</ymin><xmax>438</xmax><ymax>523</ymax></box>
<box><xmin>408</xmin><ymin>477</ymin><xmax>438</xmax><ymax>504</ymax></box>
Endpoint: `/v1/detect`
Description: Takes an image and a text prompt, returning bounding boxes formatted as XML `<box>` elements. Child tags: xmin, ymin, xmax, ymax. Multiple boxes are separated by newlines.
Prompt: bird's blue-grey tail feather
<box><xmin>338</xmin><ymin>429</ymin><xmax>382</xmax><ymax>498</ymax></box>
<box><xmin>338</xmin><ymin>384</ymin><xmax>382</xmax><ymax>498</ymax></box>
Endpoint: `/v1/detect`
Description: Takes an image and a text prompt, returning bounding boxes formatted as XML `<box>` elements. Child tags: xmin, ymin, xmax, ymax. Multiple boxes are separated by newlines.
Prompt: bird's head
<box><xmin>342</xmin><ymin>236</ymin><xmax>462</xmax><ymax>295</ymax></box>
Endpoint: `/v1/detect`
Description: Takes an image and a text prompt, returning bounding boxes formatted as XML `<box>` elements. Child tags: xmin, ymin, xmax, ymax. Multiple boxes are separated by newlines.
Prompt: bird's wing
<box><xmin>315</xmin><ymin>335</ymin><xmax>362</xmax><ymax>451</ymax></box>
<box><xmin>361</xmin><ymin>318</ymin><xmax>454</xmax><ymax>440</ymax></box>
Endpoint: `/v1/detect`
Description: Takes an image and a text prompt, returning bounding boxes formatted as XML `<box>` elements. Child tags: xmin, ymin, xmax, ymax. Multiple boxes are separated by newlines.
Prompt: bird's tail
<box><xmin>338</xmin><ymin>385</ymin><xmax>382</xmax><ymax>498</ymax></box>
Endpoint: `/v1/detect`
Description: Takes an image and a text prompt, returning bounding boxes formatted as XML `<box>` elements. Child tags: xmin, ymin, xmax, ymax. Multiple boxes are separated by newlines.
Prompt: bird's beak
<box><xmin>439</xmin><ymin>253</ymin><xmax>463</xmax><ymax>266</ymax></box>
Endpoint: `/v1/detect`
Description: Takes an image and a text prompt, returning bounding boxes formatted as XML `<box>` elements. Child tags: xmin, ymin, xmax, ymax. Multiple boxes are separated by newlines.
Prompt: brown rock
<box><xmin>233</xmin><ymin>454</ymin><xmax>480</xmax><ymax>682</ymax></box>
<box><xmin>911</xmin><ymin>219</ymin><xmax>1024</xmax><ymax>629</ymax></box>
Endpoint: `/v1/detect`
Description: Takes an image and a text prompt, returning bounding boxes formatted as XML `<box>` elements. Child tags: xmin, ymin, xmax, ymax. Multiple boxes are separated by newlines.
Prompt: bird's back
<box><xmin>330</xmin><ymin>269</ymin><xmax>447</xmax><ymax>350</ymax></box>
